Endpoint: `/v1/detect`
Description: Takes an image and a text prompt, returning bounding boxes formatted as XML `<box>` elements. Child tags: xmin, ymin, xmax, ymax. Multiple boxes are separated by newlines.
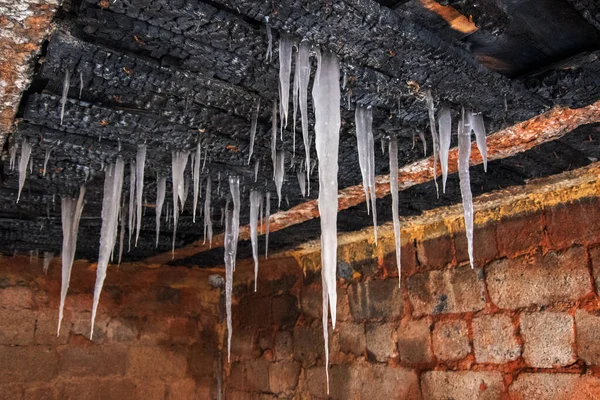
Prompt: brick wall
<box><xmin>225</xmin><ymin>197</ymin><xmax>600</xmax><ymax>399</ymax></box>
<box><xmin>0</xmin><ymin>258</ymin><xmax>221</xmax><ymax>400</ymax></box>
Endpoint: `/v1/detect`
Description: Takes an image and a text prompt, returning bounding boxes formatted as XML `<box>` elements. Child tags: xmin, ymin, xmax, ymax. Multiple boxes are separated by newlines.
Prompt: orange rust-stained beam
<box><xmin>144</xmin><ymin>101</ymin><xmax>600</xmax><ymax>265</ymax></box>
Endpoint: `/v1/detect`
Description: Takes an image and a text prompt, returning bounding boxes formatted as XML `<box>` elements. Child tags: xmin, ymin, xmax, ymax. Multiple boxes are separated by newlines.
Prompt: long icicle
<box><xmin>274</xmin><ymin>151</ymin><xmax>285</xmax><ymax>208</ymax></box>
<box><xmin>43</xmin><ymin>147</ymin><xmax>52</xmax><ymax>177</ymax></box>
<box><xmin>91</xmin><ymin>157</ymin><xmax>124</xmax><ymax>339</ymax></box>
<box><xmin>313</xmin><ymin>51</ymin><xmax>340</xmax><ymax>394</ymax></box>
<box><xmin>224</xmin><ymin>205</ymin><xmax>234</xmax><ymax>363</ymax></box>
<box><xmin>57</xmin><ymin>186</ymin><xmax>86</xmax><ymax>335</ymax></box>
<box><xmin>265</xmin><ymin>192</ymin><xmax>271</xmax><ymax>258</ymax></box>
<box><xmin>425</xmin><ymin>89</ymin><xmax>439</xmax><ymax>197</ymax></box>
<box><xmin>458</xmin><ymin>107</ymin><xmax>474</xmax><ymax>268</ymax></box>
<box><xmin>271</xmin><ymin>100</ymin><xmax>278</xmax><ymax>177</ymax></box>
<box><xmin>135</xmin><ymin>144</ymin><xmax>147</xmax><ymax>246</ymax></box>
<box><xmin>203</xmin><ymin>177</ymin><xmax>213</xmax><ymax>246</ymax></box>
<box><xmin>193</xmin><ymin>141</ymin><xmax>202</xmax><ymax>222</ymax></box>
<box><xmin>60</xmin><ymin>70</ymin><xmax>70</xmax><ymax>126</ymax></box>
<box><xmin>438</xmin><ymin>107</ymin><xmax>452</xmax><ymax>193</ymax></box>
<box><xmin>389</xmin><ymin>136</ymin><xmax>402</xmax><ymax>287</ymax></box>
<box><xmin>171</xmin><ymin>151</ymin><xmax>189</xmax><ymax>257</ymax></box>
<box><xmin>355</xmin><ymin>105</ymin><xmax>377</xmax><ymax>245</ymax></box>
<box><xmin>248</xmin><ymin>99</ymin><xmax>260</xmax><ymax>165</ymax></box>
<box><xmin>469</xmin><ymin>111</ymin><xmax>488</xmax><ymax>172</ymax></box>
<box><xmin>128</xmin><ymin>162</ymin><xmax>136</xmax><ymax>251</ymax></box>
<box><xmin>278</xmin><ymin>35</ymin><xmax>293</xmax><ymax>132</ymax></box>
<box><xmin>297</xmin><ymin>41</ymin><xmax>311</xmax><ymax>194</ymax></box>
<box><xmin>17</xmin><ymin>138</ymin><xmax>33</xmax><ymax>203</ymax></box>
<box><xmin>155</xmin><ymin>176</ymin><xmax>166</xmax><ymax>247</ymax></box>
<box><xmin>250</xmin><ymin>191</ymin><xmax>261</xmax><ymax>292</ymax></box>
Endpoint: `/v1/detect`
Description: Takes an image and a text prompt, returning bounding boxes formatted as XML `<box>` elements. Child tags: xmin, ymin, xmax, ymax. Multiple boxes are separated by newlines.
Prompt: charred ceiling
<box><xmin>0</xmin><ymin>0</ymin><xmax>599</xmax><ymax>264</ymax></box>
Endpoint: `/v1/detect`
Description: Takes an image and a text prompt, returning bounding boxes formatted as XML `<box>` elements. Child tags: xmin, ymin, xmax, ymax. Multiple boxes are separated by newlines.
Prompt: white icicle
<box><xmin>203</xmin><ymin>178</ymin><xmax>213</xmax><ymax>246</ymax></box>
<box><xmin>118</xmin><ymin>203</ymin><xmax>125</xmax><ymax>266</ymax></box>
<box><xmin>297</xmin><ymin>41</ymin><xmax>311</xmax><ymax>193</ymax></box>
<box><xmin>182</xmin><ymin>176</ymin><xmax>190</xmax><ymax>211</ymax></box>
<box><xmin>322</xmin><ymin>268</ymin><xmax>330</xmax><ymax>394</ymax></box>
<box><xmin>9</xmin><ymin>141</ymin><xmax>18</xmax><ymax>171</ymax></box>
<box><xmin>458</xmin><ymin>107</ymin><xmax>474</xmax><ymax>269</ymax></box>
<box><xmin>230</xmin><ymin>176</ymin><xmax>240</xmax><ymax>268</ymax></box>
<box><xmin>60</xmin><ymin>70</ymin><xmax>70</xmax><ymax>126</ymax></box>
<box><xmin>418</xmin><ymin>130</ymin><xmax>427</xmax><ymax>156</ymax></box>
<box><xmin>264</xmin><ymin>16</ymin><xmax>273</xmax><ymax>62</ymax></box>
<box><xmin>250</xmin><ymin>190</ymin><xmax>261</xmax><ymax>292</ymax></box>
<box><xmin>279</xmin><ymin>35</ymin><xmax>293</xmax><ymax>131</ymax></box>
<box><xmin>43</xmin><ymin>251</ymin><xmax>53</xmax><ymax>275</ymax></box>
<box><xmin>91</xmin><ymin>157</ymin><xmax>124</xmax><ymax>339</ymax></box>
<box><xmin>292</xmin><ymin>46</ymin><xmax>299</xmax><ymax>159</ymax></box>
<box><xmin>155</xmin><ymin>176</ymin><xmax>166</xmax><ymax>247</ymax></box>
<box><xmin>17</xmin><ymin>139</ymin><xmax>33</xmax><ymax>203</ymax></box>
<box><xmin>265</xmin><ymin>192</ymin><xmax>271</xmax><ymax>258</ymax></box>
<box><xmin>355</xmin><ymin>105</ymin><xmax>377</xmax><ymax>245</ymax></box>
<box><xmin>271</xmin><ymin>100</ymin><xmax>277</xmax><ymax>176</ymax></box>
<box><xmin>248</xmin><ymin>99</ymin><xmax>260</xmax><ymax>165</ymax></box>
<box><xmin>389</xmin><ymin>136</ymin><xmax>402</xmax><ymax>287</ymax></box>
<box><xmin>128</xmin><ymin>163</ymin><xmax>136</xmax><ymax>252</ymax></box>
<box><xmin>224</xmin><ymin>206</ymin><xmax>234</xmax><ymax>363</ymax></box>
<box><xmin>171</xmin><ymin>151</ymin><xmax>189</xmax><ymax>257</ymax></box>
<box><xmin>274</xmin><ymin>151</ymin><xmax>285</xmax><ymax>208</ymax></box>
<box><xmin>254</xmin><ymin>160</ymin><xmax>259</xmax><ymax>183</ymax></box>
<box><xmin>57</xmin><ymin>186</ymin><xmax>85</xmax><ymax>335</ymax></box>
<box><xmin>259</xmin><ymin>193</ymin><xmax>264</xmax><ymax>235</ymax></box>
<box><xmin>425</xmin><ymin>89</ymin><xmax>439</xmax><ymax>197</ymax></box>
<box><xmin>135</xmin><ymin>144</ymin><xmax>146</xmax><ymax>246</ymax></box>
<box><xmin>312</xmin><ymin>51</ymin><xmax>340</xmax><ymax>393</ymax></box>
<box><xmin>297</xmin><ymin>168</ymin><xmax>306</xmax><ymax>197</ymax></box>
<box><xmin>469</xmin><ymin>111</ymin><xmax>488</xmax><ymax>172</ymax></box>
<box><xmin>43</xmin><ymin>147</ymin><xmax>52</xmax><ymax>177</ymax></box>
<box><xmin>438</xmin><ymin>107</ymin><xmax>452</xmax><ymax>193</ymax></box>
<box><xmin>29</xmin><ymin>154</ymin><xmax>33</xmax><ymax>174</ymax></box>
<box><xmin>193</xmin><ymin>142</ymin><xmax>202</xmax><ymax>223</ymax></box>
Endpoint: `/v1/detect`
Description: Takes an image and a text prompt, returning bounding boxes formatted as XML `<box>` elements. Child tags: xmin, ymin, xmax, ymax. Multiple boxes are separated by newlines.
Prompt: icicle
<box><xmin>425</xmin><ymin>90</ymin><xmax>439</xmax><ymax>197</ymax></box>
<box><xmin>224</xmin><ymin>206</ymin><xmax>234</xmax><ymax>363</ymax></box>
<box><xmin>438</xmin><ymin>107</ymin><xmax>452</xmax><ymax>193</ymax></box>
<box><xmin>469</xmin><ymin>111</ymin><xmax>488</xmax><ymax>172</ymax></box>
<box><xmin>418</xmin><ymin>130</ymin><xmax>427</xmax><ymax>156</ymax></box>
<box><xmin>128</xmin><ymin>163</ymin><xmax>136</xmax><ymax>252</ymax></box>
<box><xmin>17</xmin><ymin>139</ymin><xmax>33</xmax><ymax>203</ymax></box>
<box><xmin>458</xmin><ymin>107</ymin><xmax>474</xmax><ymax>269</ymax></box>
<box><xmin>322</xmin><ymin>268</ymin><xmax>330</xmax><ymax>394</ymax></box>
<box><xmin>79</xmin><ymin>71</ymin><xmax>83</xmax><ymax>99</ymax></box>
<box><xmin>250</xmin><ymin>191</ymin><xmax>261</xmax><ymax>292</ymax></box>
<box><xmin>342</xmin><ymin>70</ymin><xmax>347</xmax><ymax>90</ymax></box>
<box><xmin>292</xmin><ymin>46</ymin><xmax>299</xmax><ymax>159</ymax></box>
<box><xmin>389</xmin><ymin>136</ymin><xmax>402</xmax><ymax>287</ymax></box>
<box><xmin>118</xmin><ymin>202</ymin><xmax>125</xmax><ymax>266</ymax></box>
<box><xmin>217</xmin><ymin>172</ymin><xmax>222</xmax><ymax>197</ymax></box>
<box><xmin>297</xmin><ymin>169</ymin><xmax>306</xmax><ymax>197</ymax></box>
<box><xmin>203</xmin><ymin>178</ymin><xmax>213</xmax><ymax>246</ymax></box>
<box><xmin>271</xmin><ymin>100</ymin><xmax>277</xmax><ymax>177</ymax></box>
<box><xmin>182</xmin><ymin>176</ymin><xmax>190</xmax><ymax>211</ymax></box>
<box><xmin>297</xmin><ymin>41</ymin><xmax>311</xmax><ymax>192</ymax></box>
<box><xmin>313</xmin><ymin>52</ymin><xmax>340</xmax><ymax>393</ymax></box>
<box><xmin>171</xmin><ymin>151</ymin><xmax>189</xmax><ymax>257</ymax></box>
<box><xmin>381</xmin><ymin>138</ymin><xmax>385</xmax><ymax>155</ymax></box>
<box><xmin>60</xmin><ymin>70</ymin><xmax>70</xmax><ymax>126</ymax></box>
<box><xmin>274</xmin><ymin>151</ymin><xmax>285</xmax><ymax>208</ymax></box>
<box><xmin>355</xmin><ymin>106</ymin><xmax>377</xmax><ymax>245</ymax></box>
<box><xmin>259</xmin><ymin>194</ymin><xmax>264</xmax><ymax>235</ymax></box>
<box><xmin>202</xmin><ymin>144</ymin><xmax>208</xmax><ymax>172</ymax></box>
<box><xmin>43</xmin><ymin>252</ymin><xmax>53</xmax><ymax>275</ymax></box>
<box><xmin>254</xmin><ymin>160</ymin><xmax>259</xmax><ymax>183</ymax></box>
<box><xmin>230</xmin><ymin>176</ymin><xmax>240</xmax><ymax>268</ymax></box>
<box><xmin>264</xmin><ymin>16</ymin><xmax>273</xmax><ymax>62</ymax></box>
<box><xmin>29</xmin><ymin>155</ymin><xmax>33</xmax><ymax>174</ymax></box>
<box><xmin>135</xmin><ymin>145</ymin><xmax>146</xmax><ymax>246</ymax></box>
<box><xmin>265</xmin><ymin>192</ymin><xmax>271</xmax><ymax>258</ymax></box>
<box><xmin>155</xmin><ymin>176</ymin><xmax>166</xmax><ymax>247</ymax></box>
<box><xmin>279</xmin><ymin>35</ymin><xmax>293</xmax><ymax>132</ymax></box>
<box><xmin>193</xmin><ymin>142</ymin><xmax>202</xmax><ymax>223</ymax></box>
<box><xmin>58</xmin><ymin>186</ymin><xmax>86</xmax><ymax>336</ymax></box>
<box><xmin>9</xmin><ymin>141</ymin><xmax>18</xmax><ymax>171</ymax></box>
<box><xmin>91</xmin><ymin>157</ymin><xmax>125</xmax><ymax>339</ymax></box>
<box><xmin>43</xmin><ymin>147</ymin><xmax>52</xmax><ymax>177</ymax></box>
<box><xmin>247</xmin><ymin>99</ymin><xmax>260</xmax><ymax>165</ymax></box>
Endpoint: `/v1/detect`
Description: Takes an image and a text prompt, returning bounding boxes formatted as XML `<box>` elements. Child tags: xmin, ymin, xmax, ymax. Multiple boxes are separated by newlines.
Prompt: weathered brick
<box><xmin>56</xmin><ymin>377</ymin><xmax>137</xmax><ymax>400</ymax></box>
<box><xmin>271</xmin><ymin>294</ymin><xmax>299</xmax><ymax>328</ymax></box>
<box><xmin>306</xmin><ymin>364</ymin><xmax>353</xmax><ymax>399</ymax></box>
<box><xmin>546</xmin><ymin>198</ymin><xmax>600</xmax><ymax>249</ymax></box>
<box><xmin>521</xmin><ymin>312</ymin><xmax>575</xmax><ymax>368</ymax></box>
<box><xmin>231</xmin><ymin>328</ymin><xmax>257</xmax><ymax>361</ymax></box>
<box><xmin>188</xmin><ymin>340</ymin><xmax>218</xmax><ymax>379</ymax></box>
<box><xmin>0</xmin><ymin>286</ymin><xmax>33</xmax><ymax>310</ymax></box>
<box><xmin>509</xmin><ymin>373</ymin><xmax>600</xmax><ymax>400</ymax></box>
<box><xmin>407</xmin><ymin>265</ymin><xmax>485</xmax><ymax>316</ymax></box>
<box><xmin>496</xmin><ymin>212</ymin><xmax>544</xmax><ymax>256</ymax></box>
<box><xmin>575</xmin><ymin>309</ymin><xmax>600</xmax><ymax>365</ymax></box>
<box><xmin>0</xmin><ymin>308</ymin><xmax>35</xmax><ymax>345</ymax></box>
<box><xmin>472</xmin><ymin>314</ymin><xmax>521</xmax><ymax>364</ymax></box>
<box><xmin>589</xmin><ymin>246</ymin><xmax>600</xmax><ymax>293</ymax></box>
<box><xmin>397</xmin><ymin>317</ymin><xmax>433</xmax><ymax>364</ymax></box>
<box><xmin>333</xmin><ymin>322</ymin><xmax>365</xmax><ymax>356</ymax></box>
<box><xmin>34</xmin><ymin>310</ymin><xmax>70</xmax><ymax>345</ymax></box>
<box><xmin>347</xmin><ymin>279</ymin><xmax>403</xmax><ymax>321</ymax></box>
<box><xmin>127</xmin><ymin>346</ymin><xmax>188</xmax><ymax>378</ymax></box>
<box><xmin>274</xmin><ymin>330</ymin><xmax>293</xmax><ymax>360</ymax></box>
<box><xmin>365</xmin><ymin>322</ymin><xmax>396</xmax><ymax>361</ymax></box>
<box><xmin>0</xmin><ymin>347</ymin><xmax>58</xmax><ymax>383</ymax></box>
<box><xmin>455</xmin><ymin>223</ymin><xmax>498</xmax><ymax>265</ymax></box>
<box><xmin>300</xmin><ymin>285</ymin><xmax>322</xmax><ymax>320</ymax></box>
<box><xmin>131</xmin><ymin>380</ymin><xmax>166</xmax><ymax>400</ymax></box>
<box><xmin>0</xmin><ymin>384</ymin><xmax>23</xmax><ymax>400</ymax></box>
<box><xmin>166</xmin><ymin>379</ymin><xmax>196</xmax><ymax>400</ymax></box>
<box><xmin>421</xmin><ymin>371</ymin><xmax>504</xmax><ymax>400</ymax></box>
<box><xmin>245</xmin><ymin>359</ymin><xmax>271</xmax><ymax>393</ymax></box>
<box><xmin>58</xmin><ymin>343</ymin><xmax>127</xmax><ymax>376</ymax></box>
<box><xmin>486</xmin><ymin>247</ymin><xmax>590</xmax><ymax>309</ymax></box>
<box><xmin>293</xmin><ymin>325</ymin><xmax>323</xmax><ymax>367</ymax></box>
<box><xmin>70</xmin><ymin>311</ymin><xmax>109</xmax><ymax>342</ymax></box>
<box><xmin>236</xmin><ymin>295</ymin><xmax>271</xmax><ymax>328</ymax></box>
<box><xmin>268</xmin><ymin>361</ymin><xmax>301</xmax><ymax>394</ymax></box>
<box><xmin>432</xmin><ymin>319</ymin><xmax>470</xmax><ymax>361</ymax></box>
<box><xmin>417</xmin><ymin>234</ymin><xmax>454</xmax><ymax>269</ymax></box>
<box><xmin>352</xmin><ymin>364</ymin><xmax>420</xmax><ymax>399</ymax></box>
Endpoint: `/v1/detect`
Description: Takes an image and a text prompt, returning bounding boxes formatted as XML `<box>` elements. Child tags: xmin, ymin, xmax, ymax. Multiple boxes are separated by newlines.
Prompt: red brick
<box><xmin>245</xmin><ymin>359</ymin><xmax>271</xmax><ymax>392</ymax></box>
<box><xmin>236</xmin><ymin>295</ymin><xmax>271</xmax><ymax>328</ymax></box>
<box><xmin>509</xmin><ymin>373</ymin><xmax>600</xmax><ymax>400</ymax></box>
<box><xmin>486</xmin><ymin>247</ymin><xmax>590</xmax><ymax>309</ymax></box>
<box><xmin>268</xmin><ymin>361</ymin><xmax>301</xmax><ymax>394</ymax></box>
<box><xmin>0</xmin><ymin>286</ymin><xmax>33</xmax><ymax>310</ymax></box>
<box><xmin>188</xmin><ymin>340</ymin><xmax>218</xmax><ymax>379</ymax></box>
<box><xmin>58</xmin><ymin>343</ymin><xmax>127</xmax><ymax>376</ymax></box>
<box><xmin>131</xmin><ymin>380</ymin><xmax>166</xmax><ymax>400</ymax></box>
<box><xmin>23</xmin><ymin>384</ymin><xmax>58</xmax><ymax>400</ymax></box>
<box><xmin>274</xmin><ymin>330</ymin><xmax>293</xmax><ymax>361</ymax></box>
<box><xmin>454</xmin><ymin>223</ymin><xmax>498</xmax><ymax>266</ymax></box>
<box><xmin>397</xmin><ymin>317</ymin><xmax>433</xmax><ymax>364</ymax></box>
<box><xmin>521</xmin><ymin>311</ymin><xmax>575</xmax><ymax>368</ymax></box>
<box><xmin>105</xmin><ymin>317</ymin><xmax>138</xmax><ymax>343</ymax></box>
<box><xmin>333</xmin><ymin>322</ymin><xmax>365</xmax><ymax>356</ymax></box>
<box><xmin>231</xmin><ymin>328</ymin><xmax>257</xmax><ymax>361</ymax></box>
<box><xmin>432</xmin><ymin>319</ymin><xmax>470</xmax><ymax>361</ymax></box>
<box><xmin>575</xmin><ymin>309</ymin><xmax>600</xmax><ymax>365</ymax></box>
<box><xmin>347</xmin><ymin>279</ymin><xmax>403</xmax><ymax>321</ymax></box>
<box><xmin>34</xmin><ymin>310</ymin><xmax>69</xmax><ymax>345</ymax></box>
<box><xmin>589</xmin><ymin>246</ymin><xmax>600</xmax><ymax>293</ymax></box>
<box><xmin>546</xmin><ymin>198</ymin><xmax>600</xmax><ymax>249</ymax></box>
<box><xmin>306</xmin><ymin>364</ymin><xmax>353</xmax><ymax>400</ymax></box>
<box><xmin>352</xmin><ymin>364</ymin><xmax>420</xmax><ymax>399</ymax></box>
<box><xmin>0</xmin><ymin>384</ymin><xmax>23</xmax><ymax>400</ymax></box>
<box><xmin>293</xmin><ymin>325</ymin><xmax>324</xmax><ymax>367</ymax></box>
<box><xmin>365</xmin><ymin>322</ymin><xmax>396</xmax><ymax>361</ymax></box>
<box><xmin>166</xmin><ymin>379</ymin><xmax>196</xmax><ymax>400</ymax></box>
<box><xmin>300</xmin><ymin>285</ymin><xmax>322</xmax><ymax>320</ymax></box>
<box><xmin>421</xmin><ymin>371</ymin><xmax>504</xmax><ymax>399</ymax></box>
<box><xmin>271</xmin><ymin>294</ymin><xmax>299</xmax><ymax>328</ymax></box>
<box><xmin>55</xmin><ymin>377</ymin><xmax>137</xmax><ymax>400</ymax></box>
<box><xmin>407</xmin><ymin>265</ymin><xmax>485</xmax><ymax>316</ymax></box>
<box><xmin>496</xmin><ymin>212</ymin><xmax>544</xmax><ymax>256</ymax></box>
<box><xmin>472</xmin><ymin>314</ymin><xmax>521</xmax><ymax>364</ymax></box>
<box><xmin>417</xmin><ymin>234</ymin><xmax>454</xmax><ymax>269</ymax></box>
<box><xmin>0</xmin><ymin>309</ymin><xmax>35</xmax><ymax>345</ymax></box>
<box><xmin>0</xmin><ymin>347</ymin><xmax>58</xmax><ymax>383</ymax></box>
<box><xmin>127</xmin><ymin>346</ymin><xmax>188</xmax><ymax>378</ymax></box>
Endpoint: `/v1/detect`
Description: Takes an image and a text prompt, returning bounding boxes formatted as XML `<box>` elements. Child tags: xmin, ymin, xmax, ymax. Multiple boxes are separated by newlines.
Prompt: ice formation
<box><xmin>193</xmin><ymin>142</ymin><xmax>202</xmax><ymax>223</ymax></box>
<box><xmin>355</xmin><ymin>105</ymin><xmax>378</xmax><ymax>245</ymax></box>
<box><xmin>389</xmin><ymin>136</ymin><xmax>402</xmax><ymax>286</ymax></box>
<box><xmin>155</xmin><ymin>176</ymin><xmax>166</xmax><ymax>247</ymax></box>
<box><xmin>297</xmin><ymin>168</ymin><xmax>306</xmax><ymax>197</ymax></box>
<box><xmin>249</xmin><ymin>190</ymin><xmax>261</xmax><ymax>292</ymax></box>
<box><xmin>230</xmin><ymin>176</ymin><xmax>240</xmax><ymax>264</ymax></box>
<box><xmin>469</xmin><ymin>111</ymin><xmax>488</xmax><ymax>172</ymax></box>
<box><xmin>135</xmin><ymin>144</ymin><xmax>146</xmax><ymax>246</ymax></box>
<box><xmin>91</xmin><ymin>157</ymin><xmax>125</xmax><ymax>339</ymax></box>
<box><xmin>312</xmin><ymin>51</ymin><xmax>340</xmax><ymax>393</ymax></box>
<box><xmin>458</xmin><ymin>108</ymin><xmax>474</xmax><ymax>269</ymax></box>
<box><xmin>9</xmin><ymin>141</ymin><xmax>18</xmax><ymax>171</ymax></box>
<box><xmin>118</xmin><ymin>203</ymin><xmax>125</xmax><ymax>266</ymax></box>
<box><xmin>254</xmin><ymin>160</ymin><xmax>259</xmax><ymax>183</ymax></box>
<box><xmin>43</xmin><ymin>147</ymin><xmax>52</xmax><ymax>176</ymax></box>
<box><xmin>182</xmin><ymin>177</ymin><xmax>190</xmax><ymax>211</ymax></box>
<box><xmin>171</xmin><ymin>151</ymin><xmax>189</xmax><ymax>257</ymax></box>
<box><xmin>265</xmin><ymin>192</ymin><xmax>271</xmax><ymax>258</ymax></box>
<box><xmin>271</xmin><ymin>100</ymin><xmax>278</xmax><ymax>175</ymax></box>
<box><xmin>223</xmin><ymin>206</ymin><xmax>234</xmax><ymax>363</ymax></box>
<box><xmin>279</xmin><ymin>35</ymin><xmax>293</xmax><ymax>131</ymax></box>
<box><xmin>296</xmin><ymin>41</ymin><xmax>311</xmax><ymax>190</ymax></box>
<box><xmin>248</xmin><ymin>99</ymin><xmax>260</xmax><ymax>164</ymax></box>
<box><xmin>274</xmin><ymin>151</ymin><xmax>285</xmax><ymax>207</ymax></box>
<box><xmin>425</xmin><ymin>90</ymin><xmax>439</xmax><ymax>196</ymax></box>
<box><xmin>418</xmin><ymin>130</ymin><xmax>427</xmax><ymax>156</ymax></box>
<box><xmin>204</xmin><ymin>177</ymin><xmax>213</xmax><ymax>246</ymax></box>
<box><xmin>128</xmin><ymin>163</ymin><xmax>136</xmax><ymax>251</ymax></box>
<box><xmin>438</xmin><ymin>107</ymin><xmax>452</xmax><ymax>193</ymax></box>
<box><xmin>60</xmin><ymin>70</ymin><xmax>70</xmax><ymax>125</ymax></box>
<box><xmin>57</xmin><ymin>186</ymin><xmax>85</xmax><ymax>335</ymax></box>
<box><xmin>265</xmin><ymin>16</ymin><xmax>273</xmax><ymax>62</ymax></box>
<box><xmin>17</xmin><ymin>138</ymin><xmax>33</xmax><ymax>203</ymax></box>
<box><xmin>43</xmin><ymin>251</ymin><xmax>53</xmax><ymax>275</ymax></box>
